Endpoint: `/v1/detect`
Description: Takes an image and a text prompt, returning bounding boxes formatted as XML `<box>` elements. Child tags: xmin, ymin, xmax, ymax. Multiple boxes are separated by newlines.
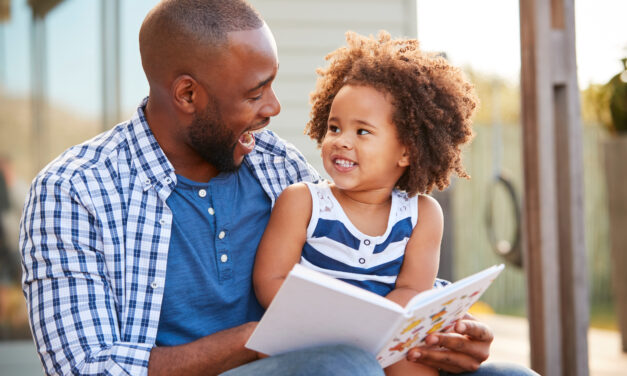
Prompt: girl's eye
<box><xmin>357</xmin><ymin>129</ymin><xmax>370</xmax><ymax>135</ymax></box>
<box><xmin>328</xmin><ymin>125</ymin><xmax>340</xmax><ymax>133</ymax></box>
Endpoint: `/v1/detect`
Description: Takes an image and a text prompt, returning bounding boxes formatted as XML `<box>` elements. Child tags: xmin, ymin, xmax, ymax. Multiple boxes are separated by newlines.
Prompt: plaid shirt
<box><xmin>19</xmin><ymin>98</ymin><xmax>320</xmax><ymax>375</ymax></box>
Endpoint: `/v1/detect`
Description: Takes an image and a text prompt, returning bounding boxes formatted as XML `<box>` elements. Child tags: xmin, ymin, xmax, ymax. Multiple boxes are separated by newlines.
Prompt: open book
<box><xmin>246</xmin><ymin>263</ymin><xmax>504</xmax><ymax>367</ymax></box>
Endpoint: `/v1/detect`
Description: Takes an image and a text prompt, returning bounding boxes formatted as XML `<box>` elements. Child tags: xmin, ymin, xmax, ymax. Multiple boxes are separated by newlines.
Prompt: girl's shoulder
<box><xmin>416</xmin><ymin>194</ymin><xmax>443</xmax><ymax>222</ymax></box>
<box><xmin>279</xmin><ymin>181</ymin><xmax>313</xmax><ymax>200</ymax></box>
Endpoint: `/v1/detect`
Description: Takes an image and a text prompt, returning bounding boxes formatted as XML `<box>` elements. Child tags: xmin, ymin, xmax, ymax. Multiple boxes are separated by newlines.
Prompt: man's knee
<box><xmin>440</xmin><ymin>362</ymin><xmax>539</xmax><ymax>376</ymax></box>
<box><xmin>304</xmin><ymin>344</ymin><xmax>384</xmax><ymax>376</ymax></box>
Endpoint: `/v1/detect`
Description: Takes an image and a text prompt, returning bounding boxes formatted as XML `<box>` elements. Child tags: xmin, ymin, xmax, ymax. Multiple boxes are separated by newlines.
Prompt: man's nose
<box><xmin>261</xmin><ymin>88</ymin><xmax>281</xmax><ymax>118</ymax></box>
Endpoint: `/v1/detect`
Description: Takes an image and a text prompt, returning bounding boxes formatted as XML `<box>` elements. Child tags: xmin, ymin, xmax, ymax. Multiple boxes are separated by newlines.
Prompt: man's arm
<box><xmin>148</xmin><ymin>323</ymin><xmax>259</xmax><ymax>376</ymax></box>
<box><xmin>406</xmin><ymin>314</ymin><xmax>493</xmax><ymax>373</ymax></box>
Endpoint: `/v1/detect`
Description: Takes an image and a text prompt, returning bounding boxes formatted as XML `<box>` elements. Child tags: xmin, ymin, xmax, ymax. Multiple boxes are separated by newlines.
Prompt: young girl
<box><xmin>253</xmin><ymin>31</ymin><xmax>478</xmax><ymax>375</ymax></box>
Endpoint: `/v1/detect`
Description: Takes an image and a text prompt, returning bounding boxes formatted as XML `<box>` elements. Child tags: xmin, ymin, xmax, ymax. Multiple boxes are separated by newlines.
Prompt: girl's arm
<box><xmin>386</xmin><ymin>194</ymin><xmax>443</xmax><ymax>307</ymax></box>
<box><xmin>253</xmin><ymin>183</ymin><xmax>313</xmax><ymax>308</ymax></box>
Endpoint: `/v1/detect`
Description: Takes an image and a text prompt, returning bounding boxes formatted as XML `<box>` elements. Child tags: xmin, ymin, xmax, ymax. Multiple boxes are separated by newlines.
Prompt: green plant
<box><xmin>606</xmin><ymin>58</ymin><xmax>627</xmax><ymax>134</ymax></box>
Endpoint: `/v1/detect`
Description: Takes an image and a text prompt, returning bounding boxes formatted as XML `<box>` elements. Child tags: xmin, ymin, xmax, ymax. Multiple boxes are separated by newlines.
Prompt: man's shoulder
<box><xmin>33</xmin><ymin>122</ymin><xmax>131</xmax><ymax>187</ymax></box>
<box><xmin>245</xmin><ymin>129</ymin><xmax>320</xmax><ymax>203</ymax></box>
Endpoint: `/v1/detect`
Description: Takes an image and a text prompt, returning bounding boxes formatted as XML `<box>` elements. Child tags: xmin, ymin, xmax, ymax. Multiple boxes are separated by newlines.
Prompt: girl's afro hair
<box><xmin>306</xmin><ymin>31</ymin><xmax>478</xmax><ymax>195</ymax></box>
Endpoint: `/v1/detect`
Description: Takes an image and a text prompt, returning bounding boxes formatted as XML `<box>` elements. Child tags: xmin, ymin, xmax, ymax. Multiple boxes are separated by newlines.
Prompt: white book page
<box><xmin>376</xmin><ymin>264</ymin><xmax>505</xmax><ymax>367</ymax></box>
<box><xmin>291</xmin><ymin>264</ymin><xmax>403</xmax><ymax>312</ymax></box>
<box><xmin>246</xmin><ymin>265</ymin><xmax>405</xmax><ymax>356</ymax></box>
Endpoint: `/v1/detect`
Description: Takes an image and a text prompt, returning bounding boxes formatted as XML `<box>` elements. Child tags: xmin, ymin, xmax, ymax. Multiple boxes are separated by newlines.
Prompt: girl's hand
<box><xmin>406</xmin><ymin>314</ymin><xmax>493</xmax><ymax>373</ymax></box>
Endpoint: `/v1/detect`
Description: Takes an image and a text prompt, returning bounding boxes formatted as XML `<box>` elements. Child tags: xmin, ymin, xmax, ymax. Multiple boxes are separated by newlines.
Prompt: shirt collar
<box><xmin>126</xmin><ymin>97</ymin><xmax>176</xmax><ymax>196</ymax></box>
<box><xmin>249</xmin><ymin>129</ymin><xmax>287</xmax><ymax>157</ymax></box>
<box><xmin>126</xmin><ymin>97</ymin><xmax>287</xmax><ymax>194</ymax></box>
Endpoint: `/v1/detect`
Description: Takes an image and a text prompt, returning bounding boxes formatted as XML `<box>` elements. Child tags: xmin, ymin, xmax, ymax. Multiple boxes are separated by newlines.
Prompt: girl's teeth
<box><xmin>335</xmin><ymin>159</ymin><xmax>355</xmax><ymax>168</ymax></box>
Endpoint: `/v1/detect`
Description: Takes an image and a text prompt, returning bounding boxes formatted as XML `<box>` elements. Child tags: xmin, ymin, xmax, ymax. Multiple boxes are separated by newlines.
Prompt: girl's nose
<box><xmin>334</xmin><ymin>133</ymin><xmax>353</xmax><ymax>150</ymax></box>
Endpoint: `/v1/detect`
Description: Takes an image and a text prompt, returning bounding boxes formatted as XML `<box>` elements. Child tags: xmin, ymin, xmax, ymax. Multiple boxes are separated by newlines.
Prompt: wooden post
<box><xmin>519</xmin><ymin>0</ymin><xmax>589</xmax><ymax>375</ymax></box>
<box><xmin>604</xmin><ymin>136</ymin><xmax>627</xmax><ymax>352</ymax></box>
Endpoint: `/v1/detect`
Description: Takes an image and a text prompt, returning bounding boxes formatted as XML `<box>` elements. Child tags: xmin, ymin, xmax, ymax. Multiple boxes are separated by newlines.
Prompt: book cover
<box><xmin>246</xmin><ymin>263</ymin><xmax>504</xmax><ymax>367</ymax></box>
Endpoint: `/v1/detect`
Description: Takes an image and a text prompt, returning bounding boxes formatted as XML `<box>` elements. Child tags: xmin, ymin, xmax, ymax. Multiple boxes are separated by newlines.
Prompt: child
<box><xmin>253</xmin><ymin>31</ymin><xmax>478</xmax><ymax>375</ymax></box>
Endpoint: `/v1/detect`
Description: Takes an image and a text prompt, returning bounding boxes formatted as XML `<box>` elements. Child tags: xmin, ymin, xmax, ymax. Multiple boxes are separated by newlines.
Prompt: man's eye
<box><xmin>250</xmin><ymin>94</ymin><xmax>263</xmax><ymax>101</ymax></box>
<box><xmin>357</xmin><ymin>129</ymin><xmax>370</xmax><ymax>135</ymax></box>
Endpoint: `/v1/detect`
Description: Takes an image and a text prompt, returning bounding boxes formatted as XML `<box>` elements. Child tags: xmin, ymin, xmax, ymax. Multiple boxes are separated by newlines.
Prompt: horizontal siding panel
<box><xmin>249</xmin><ymin>0</ymin><xmax>405</xmax><ymax>25</ymax></box>
<box><xmin>271</xmin><ymin>25</ymin><xmax>405</xmax><ymax>50</ymax></box>
<box><xmin>273</xmin><ymin>80</ymin><xmax>317</xmax><ymax>106</ymax></box>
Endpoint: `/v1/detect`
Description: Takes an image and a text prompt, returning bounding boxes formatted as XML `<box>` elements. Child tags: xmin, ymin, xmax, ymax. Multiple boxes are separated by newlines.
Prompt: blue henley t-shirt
<box><xmin>155</xmin><ymin>163</ymin><xmax>270</xmax><ymax>346</ymax></box>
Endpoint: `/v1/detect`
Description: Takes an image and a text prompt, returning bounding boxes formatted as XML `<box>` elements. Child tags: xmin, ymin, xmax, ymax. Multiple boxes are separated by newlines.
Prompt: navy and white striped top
<box><xmin>300</xmin><ymin>181</ymin><xmax>418</xmax><ymax>296</ymax></box>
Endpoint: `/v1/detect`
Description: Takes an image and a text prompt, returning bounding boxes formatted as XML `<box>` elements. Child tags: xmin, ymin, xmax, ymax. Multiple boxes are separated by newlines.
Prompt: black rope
<box><xmin>484</xmin><ymin>173</ymin><xmax>522</xmax><ymax>267</ymax></box>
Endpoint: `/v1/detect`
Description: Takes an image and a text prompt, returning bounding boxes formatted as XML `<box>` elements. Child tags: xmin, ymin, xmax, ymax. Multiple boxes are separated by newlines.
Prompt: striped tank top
<box><xmin>300</xmin><ymin>181</ymin><xmax>418</xmax><ymax>296</ymax></box>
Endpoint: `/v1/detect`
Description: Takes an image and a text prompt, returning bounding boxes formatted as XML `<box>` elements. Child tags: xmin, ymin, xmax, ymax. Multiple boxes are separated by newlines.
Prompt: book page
<box><xmin>376</xmin><ymin>264</ymin><xmax>504</xmax><ymax>367</ymax></box>
<box><xmin>246</xmin><ymin>264</ymin><xmax>405</xmax><ymax>356</ymax></box>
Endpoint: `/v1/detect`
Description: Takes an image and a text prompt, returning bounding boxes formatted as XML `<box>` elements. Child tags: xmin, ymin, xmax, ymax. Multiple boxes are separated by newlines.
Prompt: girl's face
<box><xmin>321</xmin><ymin>84</ymin><xmax>409</xmax><ymax>193</ymax></box>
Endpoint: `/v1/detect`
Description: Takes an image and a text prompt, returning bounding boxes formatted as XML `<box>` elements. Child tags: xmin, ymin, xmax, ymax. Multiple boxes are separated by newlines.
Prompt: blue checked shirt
<box><xmin>19</xmin><ymin>98</ymin><xmax>320</xmax><ymax>375</ymax></box>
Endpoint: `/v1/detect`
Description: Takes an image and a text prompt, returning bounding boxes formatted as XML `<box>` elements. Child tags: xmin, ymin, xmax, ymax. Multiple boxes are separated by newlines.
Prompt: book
<box><xmin>245</xmin><ymin>263</ymin><xmax>505</xmax><ymax>368</ymax></box>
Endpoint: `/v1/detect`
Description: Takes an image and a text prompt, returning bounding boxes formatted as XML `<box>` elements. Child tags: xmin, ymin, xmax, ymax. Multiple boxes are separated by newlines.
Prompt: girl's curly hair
<box><xmin>306</xmin><ymin>31</ymin><xmax>478</xmax><ymax>196</ymax></box>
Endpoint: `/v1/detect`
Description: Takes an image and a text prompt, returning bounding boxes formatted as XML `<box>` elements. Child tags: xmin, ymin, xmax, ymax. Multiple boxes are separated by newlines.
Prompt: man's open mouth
<box><xmin>239</xmin><ymin>131</ymin><xmax>255</xmax><ymax>149</ymax></box>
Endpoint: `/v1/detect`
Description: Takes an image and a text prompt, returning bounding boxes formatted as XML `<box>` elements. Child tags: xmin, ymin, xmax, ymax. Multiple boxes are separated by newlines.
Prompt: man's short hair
<box><xmin>139</xmin><ymin>0</ymin><xmax>264</xmax><ymax>85</ymax></box>
<box><xmin>153</xmin><ymin>0</ymin><xmax>263</xmax><ymax>45</ymax></box>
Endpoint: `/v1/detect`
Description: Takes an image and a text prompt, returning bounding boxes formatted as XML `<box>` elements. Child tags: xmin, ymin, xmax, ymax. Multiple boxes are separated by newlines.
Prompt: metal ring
<box><xmin>484</xmin><ymin>173</ymin><xmax>523</xmax><ymax>267</ymax></box>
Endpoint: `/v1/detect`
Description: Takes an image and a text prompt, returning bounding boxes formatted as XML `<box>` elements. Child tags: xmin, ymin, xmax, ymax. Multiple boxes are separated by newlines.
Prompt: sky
<box><xmin>1</xmin><ymin>0</ymin><xmax>626</xmax><ymax>118</ymax></box>
<box><xmin>416</xmin><ymin>0</ymin><xmax>627</xmax><ymax>86</ymax></box>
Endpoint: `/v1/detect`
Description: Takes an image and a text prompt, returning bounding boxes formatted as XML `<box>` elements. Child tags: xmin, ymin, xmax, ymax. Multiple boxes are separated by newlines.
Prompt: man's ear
<box><xmin>398</xmin><ymin>147</ymin><xmax>410</xmax><ymax>167</ymax></box>
<box><xmin>172</xmin><ymin>75</ymin><xmax>198</xmax><ymax>115</ymax></box>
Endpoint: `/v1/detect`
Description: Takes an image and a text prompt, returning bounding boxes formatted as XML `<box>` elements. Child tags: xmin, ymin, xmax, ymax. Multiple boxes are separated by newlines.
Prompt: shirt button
<box><xmin>220</xmin><ymin>254</ymin><xmax>228</xmax><ymax>263</ymax></box>
<box><xmin>208</xmin><ymin>207</ymin><xmax>215</xmax><ymax>215</ymax></box>
<box><xmin>159</xmin><ymin>218</ymin><xmax>167</xmax><ymax>225</ymax></box>
<box><xmin>150</xmin><ymin>281</ymin><xmax>158</xmax><ymax>289</ymax></box>
<box><xmin>364</xmin><ymin>239</ymin><xmax>371</xmax><ymax>246</ymax></box>
<box><xmin>218</xmin><ymin>231</ymin><xmax>226</xmax><ymax>239</ymax></box>
<box><xmin>164</xmin><ymin>177</ymin><xmax>172</xmax><ymax>184</ymax></box>
<box><xmin>144</xmin><ymin>178</ymin><xmax>151</xmax><ymax>185</ymax></box>
<box><xmin>198</xmin><ymin>189</ymin><xmax>207</xmax><ymax>198</ymax></box>
<box><xmin>359</xmin><ymin>258</ymin><xmax>366</xmax><ymax>264</ymax></box>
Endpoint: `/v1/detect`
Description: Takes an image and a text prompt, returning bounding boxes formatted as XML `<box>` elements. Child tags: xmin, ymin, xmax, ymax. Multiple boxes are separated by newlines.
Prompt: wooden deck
<box><xmin>476</xmin><ymin>313</ymin><xmax>627</xmax><ymax>376</ymax></box>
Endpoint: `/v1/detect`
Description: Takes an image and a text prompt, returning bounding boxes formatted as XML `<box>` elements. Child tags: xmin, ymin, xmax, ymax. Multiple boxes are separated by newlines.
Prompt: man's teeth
<box><xmin>241</xmin><ymin>131</ymin><xmax>254</xmax><ymax>146</ymax></box>
<box><xmin>335</xmin><ymin>159</ymin><xmax>355</xmax><ymax>168</ymax></box>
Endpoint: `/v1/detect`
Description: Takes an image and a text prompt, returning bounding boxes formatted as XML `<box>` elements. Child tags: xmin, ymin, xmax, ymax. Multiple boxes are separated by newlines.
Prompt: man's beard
<box><xmin>188</xmin><ymin>100</ymin><xmax>240</xmax><ymax>173</ymax></box>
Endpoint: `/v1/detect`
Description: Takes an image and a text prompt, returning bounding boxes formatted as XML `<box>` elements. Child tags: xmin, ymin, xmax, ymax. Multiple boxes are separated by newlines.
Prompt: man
<box><xmin>20</xmin><ymin>1</ymin><xmax>535</xmax><ymax>375</ymax></box>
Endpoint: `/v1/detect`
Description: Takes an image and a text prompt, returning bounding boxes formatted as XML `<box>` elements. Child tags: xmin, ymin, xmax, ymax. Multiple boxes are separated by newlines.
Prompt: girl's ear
<box><xmin>398</xmin><ymin>147</ymin><xmax>410</xmax><ymax>167</ymax></box>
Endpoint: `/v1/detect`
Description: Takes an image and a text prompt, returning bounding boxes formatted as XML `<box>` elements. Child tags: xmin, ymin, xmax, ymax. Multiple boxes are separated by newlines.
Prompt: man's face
<box><xmin>190</xmin><ymin>23</ymin><xmax>281</xmax><ymax>171</ymax></box>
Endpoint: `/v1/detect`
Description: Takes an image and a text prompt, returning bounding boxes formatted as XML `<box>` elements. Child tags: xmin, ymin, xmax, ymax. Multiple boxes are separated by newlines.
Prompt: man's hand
<box><xmin>406</xmin><ymin>314</ymin><xmax>493</xmax><ymax>374</ymax></box>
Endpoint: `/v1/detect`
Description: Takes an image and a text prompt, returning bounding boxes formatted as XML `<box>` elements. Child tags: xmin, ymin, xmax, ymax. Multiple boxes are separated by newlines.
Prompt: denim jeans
<box><xmin>221</xmin><ymin>345</ymin><xmax>538</xmax><ymax>376</ymax></box>
<box><xmin>220</xmin><ymin>344</ymin><xmax>384</xmax><ymax>376</ymax></box>
<box><xmin>440</xmin><ymin>362</ymin><xmax>540</xmax><ymax>376</ymax></box>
